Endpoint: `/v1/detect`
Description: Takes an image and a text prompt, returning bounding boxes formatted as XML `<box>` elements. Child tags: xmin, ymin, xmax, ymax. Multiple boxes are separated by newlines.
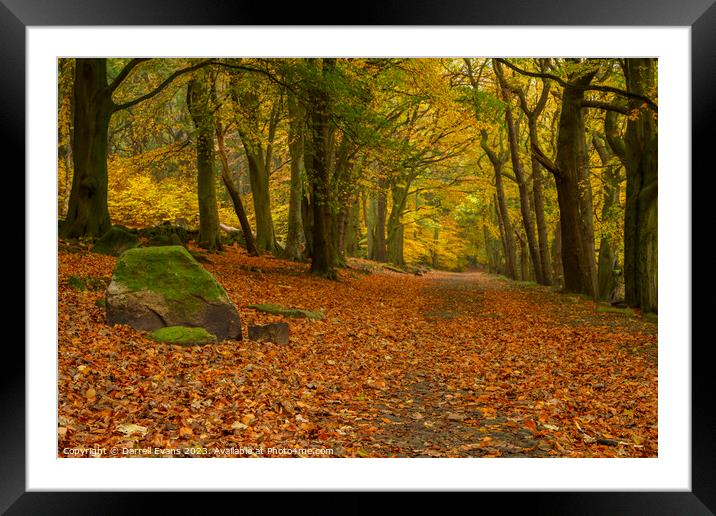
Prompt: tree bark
<box><xmin>301</xmin><ymin>193</ymin><xmax>314</xmax><ymax>259</ymax></box>
<box><xmin>624</xmin><ymin>58</ymin><xmax>658</xmax><ymax>313</ymax></box>
<box><xmin>552</xmin><ymin>219</ymin><xmax>563</xmax><ymax>288</ymax></box>
<box><xmin>495</xmin><ymin>61</ymin><xmax>544</xmax><ymax>284</ymax></box>
<box><xmin>61</xmin><ymin>58</ymin><xmax>113</xmax><ymax>238</ymax></box>
<box><xmin>387</xmin><ymin>181</ymin><xmax>410</xmax><ymax>266</ymax></box>
<box><xmin>215</xmin><ymin>120</ymin><xmax>258</xmax><ymax>256</ymax></box>
<box><xmin>305</xmin><ymin>58</ymin><xmax>338</xmax><ymax>279</ymax></box>
<box><xmin>187</xmin><ymin>75</ymin><xmax>222</xmax><ymax>251</ymax></box>
<box><xmin>517</xmin><ymin>231</ymin><xmax>529</xmax><ymax>281</ymax></box>
<box><xmin>514</xmin><ymin>69</ymin><xmax>553</xmax><ymax>285</ymax></box>
<box><xmin>344</xmin><ymin>195</ymin><xmax>361</xmax><ymax>257</ymax></box>
<box><xmin>368</xmin><ymin>184</ymin><xmax>388</xmax><ymax>262</ymax></box>
<box><xmin>231</xmin><ymin>81</ymin><xmax>279</xmax><ymax>254</ymax></box>
<box><xmin>550</xmin><ymin>67</ymin><xmax>598</xmax><ymax>296</ymax></box>
<box><xmin>593</xmin><ymin>132</ymin><xmax>621</xmax><ymax>301</ymax></box>
<box><xmin>285</xmin><ymin>92</ymin><xmax>306</xmax><ymax>260</ymax></box>
<box><xmin>482</xmin><ymin>132</ymin><xmax>517</xmax><ymax>279</ymax></box>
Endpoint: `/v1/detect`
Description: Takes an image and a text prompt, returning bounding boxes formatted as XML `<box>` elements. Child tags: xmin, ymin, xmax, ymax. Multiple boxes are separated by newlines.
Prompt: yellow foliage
<box><xmin>107</xmin><ymin>156</ymin><xmax>198</xmax><ymax>227</ymax></box>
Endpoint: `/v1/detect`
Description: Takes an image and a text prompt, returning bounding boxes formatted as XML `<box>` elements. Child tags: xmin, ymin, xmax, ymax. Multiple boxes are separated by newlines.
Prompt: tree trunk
<box><xmin>387</xmin><ymin>182</ymin><xmax>409</xmax><ymax>266</ymax></box>
<box><xmin>61</xmin><ymin>57</ymin><xmax>211</xmax><ymax>239</ymax></box>
<box><xmin>517</xmin><ymin>231</ymin><xmax>529</xmax><ymax>281</ymax></box>
<box><xmin>551</xmin><ymin>69</ymin><xmax>598</xmax><ymax>296</ymax></box>
<box><xmin>593</xmin><ymin>132</ymin><xmax>620</xmax><ymax>301</ymax></box>
<box><xmin>61</xmin><ymin>58</ymin><xmax>113</xmax><ymax>238</ymax></box>
<box><xmin>552</xmin><ymin>219</ymin><xmax>563</xmax><ymax>288</ymax></box>
<box><xmin>306</xmin><ymin>58</ymin><xmax>337</xmax><ymax>279</ymax></box>
<box><xmin>187</xmin><ymin>76</ymin><xmax>221</xmax><ymax>251</ymax></box>
<box><xmin>495</xmin><ymin>61</ymin><xmax>544</xmax><ymax>284</ymax></box>
<box><xmin>244</xmin><ymin>151</ymin><xmax>276</xmax><ymax>253</ymax></box>
<box><xmin>482</xmin><ymin>133</ymin><xmax>517</xmax><ymax>279</ymax></box>
<box><xmin>521</xmin><ymin>75</ymin><xmax>553</xmax><ymax>285</ymax></box>
<box><xmin>63</xmin><ymin>130</ymin><xmax>73</xmax><ymax>219</ymax></box>
<box><xmin>301</xmin><ymin>193</ymin><xmax>314</xmax><ymax>259</ymax></box>
<box><xmin>364</xmin><ymin>189</ymin><xmax>374</xmax><ymax>259</ymax></box>
<box><xmin>285</xmin><ymin>92</ymin><xmax>306</xmax><ymax>260</ymax></box>
<box><xmin>344</xmin><ymin>195</ymin><xmax>360</xmax><ymax>256</ymax></box>
<box><xmin>216</xmin><ymin>121</ymin><xmax>258</xmax><ymax>256</ymax></box>
<box><xmin>231</xmin><ymin>82</ymin><xmax>278</xmax><ymax>254</ymax></box>
<box><xmin>624</xmin><ymin>58</ymin><xmax>658</xmax><ymax>313</ymax></box>
<box><xmin>368</xmin><ymin>184</ymin><xmax>388</xmax><ymax>262</ymax></box>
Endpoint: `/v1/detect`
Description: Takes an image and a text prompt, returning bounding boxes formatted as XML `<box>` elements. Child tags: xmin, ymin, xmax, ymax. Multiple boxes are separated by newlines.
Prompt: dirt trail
<box><xmin>357</xmin><ymin>271</ymin><xmax>657</xmax><ymax>457</ymax></box>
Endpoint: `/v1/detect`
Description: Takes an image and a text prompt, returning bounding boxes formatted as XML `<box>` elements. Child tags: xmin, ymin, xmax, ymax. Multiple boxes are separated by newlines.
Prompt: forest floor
<box><xmin>58</xmin><ymin>242</ymin><xmax>658</xmax><ymax>458</ymax></box>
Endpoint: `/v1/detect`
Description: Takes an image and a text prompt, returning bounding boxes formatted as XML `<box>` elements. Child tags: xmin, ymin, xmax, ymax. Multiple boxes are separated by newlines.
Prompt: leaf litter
<box><xmin>57</xmin><ymin>244</ymin><xmax>657</xmax><ymax>458</ymax></box>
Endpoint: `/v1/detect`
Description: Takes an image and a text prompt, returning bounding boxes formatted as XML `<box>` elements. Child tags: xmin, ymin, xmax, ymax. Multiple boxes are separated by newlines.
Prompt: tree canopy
<box><xmin>58</xmin><ymin>57</ymin><xmax>657</xmax><ymax>310</ymax></box>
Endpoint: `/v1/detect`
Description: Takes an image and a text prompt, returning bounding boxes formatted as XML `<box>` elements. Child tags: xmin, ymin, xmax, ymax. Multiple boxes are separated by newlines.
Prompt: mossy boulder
<box><xmin>92</xmin><ymin>226</ymin><xmax>140</xmax><ymax>256</ymax></box>
<box><xmin>149</xmin><ymin>326</ymin><xmax>218</xmax><ymax>346</ymax></box>
<box><xmin>105</xmin><ymin>246</ymin><xmax>242</xmax><ymax>340</ymax></box>
<box><xmin>248</xmin><ymin>303</ymin><xmax>324</xmax><ymax>320</ymax></box>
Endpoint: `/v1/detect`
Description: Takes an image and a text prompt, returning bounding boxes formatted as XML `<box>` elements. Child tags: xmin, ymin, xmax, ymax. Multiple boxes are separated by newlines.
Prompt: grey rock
<box><xmin>105</xmin><ymin>246</ymin><xmax>241</xmax><ymax>341</ymax></box>
<box><xmin>248</xmin><ymin>323</ymin><xmax>289</xmax><ymax>344</ymax></box>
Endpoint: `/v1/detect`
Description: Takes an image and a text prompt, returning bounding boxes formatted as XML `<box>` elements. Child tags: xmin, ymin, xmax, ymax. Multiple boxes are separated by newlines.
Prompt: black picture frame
<box><xmin>7</xmin><ymin>0</ymin><xmax>710</xmax><ymax>512</ymax></box>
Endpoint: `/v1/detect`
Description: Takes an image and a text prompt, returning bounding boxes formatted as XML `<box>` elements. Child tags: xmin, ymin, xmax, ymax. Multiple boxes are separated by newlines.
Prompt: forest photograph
<box><xmin>57</xmin><ymin>57</ymin><xmax>658</xmax><ymax>459</ymax></box>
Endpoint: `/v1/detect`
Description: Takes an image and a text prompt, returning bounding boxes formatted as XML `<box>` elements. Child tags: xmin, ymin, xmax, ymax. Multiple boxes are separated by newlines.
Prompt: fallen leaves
<box><xmin>57</xmin><ymin>246</ymin><xmax>658</xmax><ymax>458</ymax></box>
<box><xmin>117</xmin><ymin>423</ymin><xmax>148</xmax><ymax>437</ymax></box>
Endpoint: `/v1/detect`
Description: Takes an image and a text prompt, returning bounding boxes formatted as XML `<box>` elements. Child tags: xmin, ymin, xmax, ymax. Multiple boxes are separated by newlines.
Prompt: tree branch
<box><xmin>495</xmin><ymin>58</ymin><xmax>658</xmax><ymax>112</ymax></box>
<box><xmin>109</xmin><ymin>58</ymin><xmax>151</xmax><ymax>94</ymax></box>
<box><xmin>581</xmin><ymin>100</ymin><xmax>629</xmax><ymax>115</ymax></box>
<box><xmin>531</xmin><ymin>141</ymin><xmax>560</xmax><ymax>177</ymax></box>
<box><xmin>112</xmin><ymin>60</ymin><xmax>212</xmax><ymax>112</ymax></box>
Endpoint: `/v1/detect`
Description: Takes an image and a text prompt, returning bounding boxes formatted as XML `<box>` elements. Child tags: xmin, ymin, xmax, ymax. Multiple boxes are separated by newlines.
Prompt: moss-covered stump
<box><xmin>248</xmin><ymin>303</ymin><xmax>324</xmax><ymax>320</ymax></box>
<box><xmin>146</xmin><ymin>232</ymin><xmax>184</xmax><ymax>247</ymax></box>
<box><xmin>149</xmin><ymin>326</ymin><xmax>218</xmax><ymax>346</ymax></box>
<box><xmin>91</xmin><ymin>226</ymin><xmax>140</xmax><ymax>256</ymax></box>
<box><xmin>140</xmin><ymin>224</ymin><xmax>193</xmax><ymax>245</ymax></box>
<box><xmin>105</xmin><ymin>246</ymin><xmax>242</xmax><ymax>340</ymax></box>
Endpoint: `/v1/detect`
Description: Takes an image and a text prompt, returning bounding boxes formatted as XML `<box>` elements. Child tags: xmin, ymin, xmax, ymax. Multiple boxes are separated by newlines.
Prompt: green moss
<box><xmin>113</xmin><ymin>246</ymin><xmax>227</xmax><ymax>314</ymax></box>
<box><xmin>643</xmin><ymin>312</ymin><xmax>658</xmax><ymax>323</ymax></box>
<box><xmin>149</xmin><ymin>326</ymin><xmax>217</xmax><ymax>346</ymax></box>
<box><xmin>91</xmin><ymin>226</ymin><xmax>139</xmax><ymax>256</ymax></box>
<box><xmin>248</xmin><ymin>303</ymin><xmax>324</xmax><ymax>320</ymax></box>
<box><xmin>68</xmin><ymin>275</ymin><xmax>107</xmax><ymax>292</ymax></box>
<box><xmin>597</xmin><ymin>305</ymin><xmax>635</xmax><ymax>316</ymax></box>
<box><xmin>95</xmin><ymin>298</ymin><xmax>106</xmax><ymax>308</ymax></box>
<box><xmin>424</xmin><ymin>310</ymin><xmax>460</xmax><ymax>319</ymax></box>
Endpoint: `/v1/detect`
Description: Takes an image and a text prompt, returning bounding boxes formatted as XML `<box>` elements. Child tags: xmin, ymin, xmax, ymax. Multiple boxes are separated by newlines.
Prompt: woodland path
<box><xmin>363</xmin><ymin>271</ymin><xmax>657</xmax><ymax>457</ymax></box>
<box><xmin>57</xmin><ymin>248</ymin><xmax>658</xmax><ymax>458</ymax></box>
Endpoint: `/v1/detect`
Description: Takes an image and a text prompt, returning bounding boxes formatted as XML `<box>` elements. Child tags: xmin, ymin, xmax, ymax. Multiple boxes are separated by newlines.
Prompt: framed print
<box><xmin>8</xmin><ymin>0</ymin><xmax>711</xmax><ymax>512</ymax></box>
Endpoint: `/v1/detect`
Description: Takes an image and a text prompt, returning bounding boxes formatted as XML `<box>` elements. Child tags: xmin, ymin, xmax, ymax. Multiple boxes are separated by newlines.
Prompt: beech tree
<box><xmin>61</xmin><ymin>58</ymin><xmax>208</xmax><ymax>238</ymax></box>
